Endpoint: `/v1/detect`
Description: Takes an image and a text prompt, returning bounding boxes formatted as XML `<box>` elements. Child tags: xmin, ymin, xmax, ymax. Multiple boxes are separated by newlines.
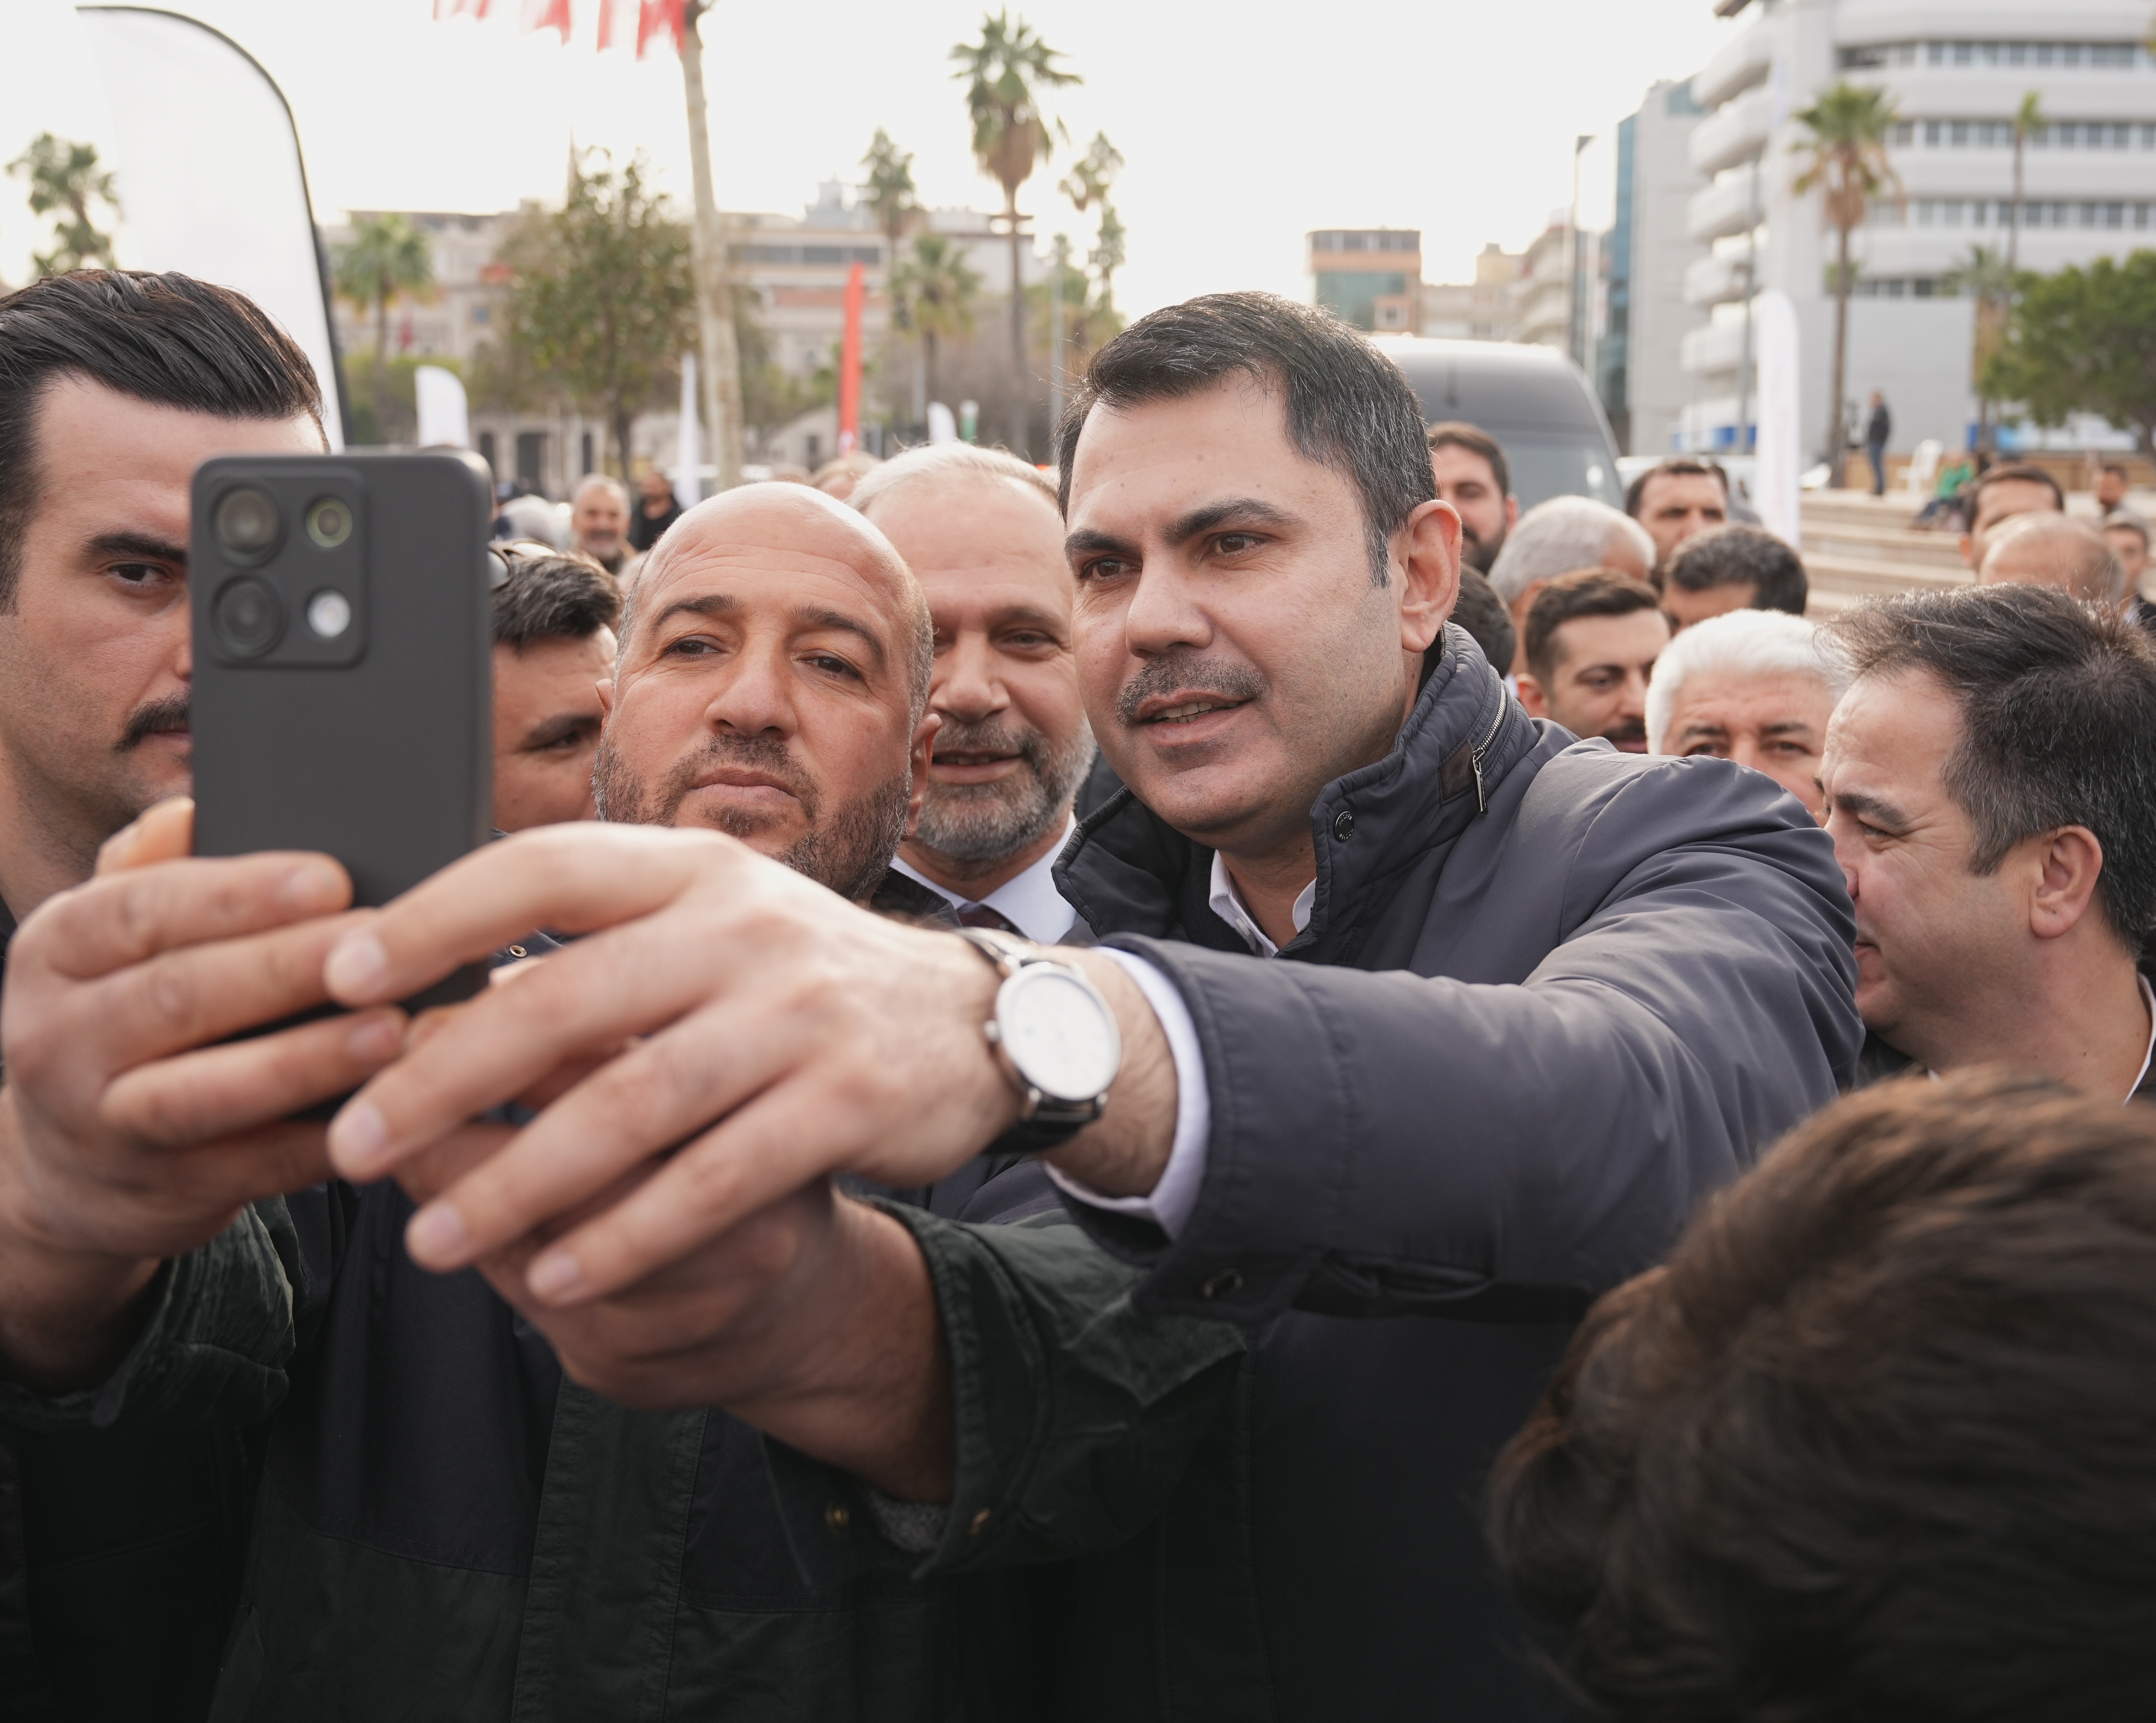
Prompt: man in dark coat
<box><xmin>311</xmin><ymin>293</ymin><xmax>1863</xmax><ymax>1718</ymax></box>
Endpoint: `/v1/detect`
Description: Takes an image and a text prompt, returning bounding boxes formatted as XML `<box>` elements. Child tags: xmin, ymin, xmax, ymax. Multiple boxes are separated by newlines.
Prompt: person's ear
<box><xmin>1396</xmin><ymin>499</ymin><xmax>1460</xmax><ymax>654</ymax></box>
<box><xmin>2028</xmin><ymin>824</ymin><xmax>2106</xmax><ymax>942</ymax></box>
<box><xmin>596</xmin><ymin>676</ymin><xmax>616</xmax><ymax>721</ymax></box>
<box><xmin>1515</xmin><ymin>672</ymin><xmax>1550</xmax><ymax>720</ymax></box>
<box><xmin>903</xmin><ymin>711</ymin><xmax>940</xmax><ymax>837</ymax></box>
<box><xmin>1504</xmin><ymin>493</ymin><xmax>1520</xmax><ymax>531</ymax></box>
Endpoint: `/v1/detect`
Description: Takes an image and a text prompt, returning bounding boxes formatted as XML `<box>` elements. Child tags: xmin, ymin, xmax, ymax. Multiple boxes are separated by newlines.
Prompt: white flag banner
<box><xmin>415</xmin><ymin>366</ymin><xmax>469</xmax><ymax>449</ymax></box>
<box><xmin>1753</xmin><ymin>289</ymin><xmax>1803</xmax><ymax>548</ymax></box>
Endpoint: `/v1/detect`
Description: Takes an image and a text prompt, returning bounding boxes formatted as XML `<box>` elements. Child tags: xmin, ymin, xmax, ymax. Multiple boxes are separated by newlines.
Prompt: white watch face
<box><xmin>999</xmin><ymin>965</ymin><xmax>1121</xmax><ymax>1103</ymax></box>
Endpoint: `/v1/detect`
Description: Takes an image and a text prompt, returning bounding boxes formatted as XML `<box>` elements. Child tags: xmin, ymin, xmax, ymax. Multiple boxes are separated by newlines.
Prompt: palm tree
<box><xmin>861</xmin><ymin>129</ymin><xmax>920</xmax><ymax>256</ymax></box>
<box><xmin>1945</xmin><ymin>245</ymin><xmax>2014</xmax><ymax>453</ymax></box>
<box><xmin>333</xmin><ymin>213</ymin><xmax>435</xmax><ymax>442</ymax></box>
<box><xmin>888</xmin><ymin>233</ymin><xmax>981</xmax><ymax>414</ymax></box>
<box><xmin>2006</xmin><ymin>91</ymin><xmax>2045</xmax><ymax>278</ymax></box>
<box><xmin>1793</xmin><ymin>82</ymin><xmax>1903</xmax><ymax>483</ymax></box>
<box><xmin>1059</xmin><ymin>130</ymin><xmax>1126</xmax><ymax>313</ymax></box>
<box><xmin>950</xmin><ymin>11</ymin><xmax>1079</xmax><ymax>455</ymax></box>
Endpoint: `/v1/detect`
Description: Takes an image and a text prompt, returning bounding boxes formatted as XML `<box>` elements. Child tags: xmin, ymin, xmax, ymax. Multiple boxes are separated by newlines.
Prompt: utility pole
<box><xmin>1049</xmin><ymin>233</ymin><xmax>1069</xmax><ymax>451</ymax></box>
<box><xmin>680</xmin><ymin>0</ymin><xmax>743</xmax><ymax>491</ymax></box>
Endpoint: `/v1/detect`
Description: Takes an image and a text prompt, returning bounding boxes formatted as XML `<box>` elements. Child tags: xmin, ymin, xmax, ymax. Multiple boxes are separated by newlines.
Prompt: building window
<box><xmin>580</xmin><ymin>432</ymin><xmax>594</xmax><ymax>477</ymax></box>
<box><xmin>478</xmin><ymin>430</ymin><xmax>497</xmax><ymax>475</ymax></box>
<box><xmin>1892</xmin><ymin>121</ymin><xmax>1914</xmax><ymax>145</ymax></box>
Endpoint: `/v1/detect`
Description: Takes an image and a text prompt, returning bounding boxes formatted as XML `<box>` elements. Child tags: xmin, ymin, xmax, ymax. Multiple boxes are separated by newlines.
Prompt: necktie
<box><xmin>957</xmin><ymin>903</ymin><xmax>1021</xmax><ymax>935</ymax></box>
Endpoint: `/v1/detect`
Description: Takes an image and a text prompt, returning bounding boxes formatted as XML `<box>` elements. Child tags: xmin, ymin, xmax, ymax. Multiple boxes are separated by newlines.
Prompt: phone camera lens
<box><xmin>214</xmin><ymin>487</ymin><xmax>280</xmax><ymax>561</ymax></box>
<box><xmin>213</xmin><ymin>576</ymin><xmax>283</xmax><ymax>657</ymax></box>
<box><xmin>306</xmin><ymin>590</ymin><xmax>353</xmax><ymax>639</ymax></box>
<box><xmin>306</xmin><ymin>496</ymin><xmax>353</xmax><ymax>549</ymax></box>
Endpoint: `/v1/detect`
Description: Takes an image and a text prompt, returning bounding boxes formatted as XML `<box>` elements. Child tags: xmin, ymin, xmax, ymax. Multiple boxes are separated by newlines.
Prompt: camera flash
<box><xmin>307</xmin><ymin>590</ymin><xmax>353</xmax><ymax>640</ymax></box>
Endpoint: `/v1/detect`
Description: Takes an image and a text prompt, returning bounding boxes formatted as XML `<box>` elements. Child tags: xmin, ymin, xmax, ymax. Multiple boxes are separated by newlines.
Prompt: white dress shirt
<box><xmin>1048</xmin><ymin>856</ymin><xmax>1312</xmax><ymax>1237</ymax></box>
<box><xmin>889</xmin><ymin>818</ymin><xmax>1080</xmax><ymax>945</ymax></box>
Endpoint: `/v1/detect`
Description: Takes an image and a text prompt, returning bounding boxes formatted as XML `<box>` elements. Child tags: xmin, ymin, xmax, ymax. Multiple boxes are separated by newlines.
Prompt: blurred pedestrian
<box><xmin>1959</xmin><ymin>460</ymin><xmax>2062</xmax><ymax>570</ymax></box>
<box><xmin>1823</xmin><ymin>584</ymin><xmax>2156</xmax><ymax>1097</ymax></box>
<box><xmin>1490</xmin><ymin>1070</ymin><xmax>2156</xmax><ymax>1723</ymax></box>
<box><xmin>1624</xmin><ymin>457</ymin><xmax>1728</xmax><ymax>570</ymax></box>
<box><xmin>1447</xmin><ymin>566</ymin><xmax>1517</xmax><ymax>678</ymax></box>
<box><xmin>1864</xmin><ymin>388</ymin><xmax>1891</xmax><ymax>496</ymax></box>
<box><xmin>812</xmin><ymin>450</ymin><xmax>881</xmax><ymax>501</ymax></box>
<box><xmin>1425</xmin><ymin>421</ymin><xmax>1517</xmax><ymax>573</ymax></box>
<box><xmin>495</xmin><ymin>485</ymin><xmax>566</xmax><ymax>548</ymax></box>
<box><xmin>569</xmin><ymin>473</ymin><xmax>631</xmax><ymax>573</ymax></box>
<box><xmin>626</xmin><ymin>466</ymin><xmax>681</xmax><ymax>553</ymax></box>
<box><xmin>853</xmin><ymin>443</ymin><xmax>1094</xmax><ymax>942</ymax></box>
<box><xmin>1487</xmin><ymin>494</ymin><xmax>1656</xmax><ymax>674</ymax></box>
<box><xmin>1659</xmin><ymin>522</ymin><xmax>1810</xmax><ymax>630</ymax></box>
<box><xmin>2095</xmin><ymin>458</ymin><xmax>2132</xmax><ymax>515</ymax></box>
<box><xmin>489</xmin><ymin>545</ymin><xmax>619</xmax><ymax>831</ymax></box>
<box><xmin>1978</xmin><ymin>512</ymin><xmax>2126</xmax><ymax>607</ymax></box>
<box><xmin>1516</xmin><ymin>568</ymin><xmax>1670</xmax><ymax>752</ymax></box>
<box><xmin>2103</xmin><ymin>510</ymin><xmax>2152</xmax><ymax>606</ymax></box>
<box><xmin>1647</xmin><ymin>608</ymin><xmax>1848</xmax><ymax>816</ymax></box>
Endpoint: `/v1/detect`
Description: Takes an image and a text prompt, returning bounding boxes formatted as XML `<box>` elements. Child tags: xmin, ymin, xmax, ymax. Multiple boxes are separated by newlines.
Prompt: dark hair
<box><xmin>1828</xmin><ymin>583</ymin><xmax>2156</xmax><ymax>946</ymax></box>
<box><xmin>1623</xmin><ymin>457</ymin><xmax>1725</xmax><ymax>520</ymax></box>
<box><xmin>1967</xmin><ymin>460</ymin><xmax>2064</xmax><ymax>520</ymax></box>
<box><xmin>1523</xmin><ymin>567</ymin><xmax>1662</xmax><ymax>681</ymax></box>
<box><xmin>1490</xmin><ymin>1069</ymin><xmax>2156</xmax><ymax>1723</ymax></box>
<box><xmin>1056</xmin><ymin>291</ymin><xmax>1435</xmax><ymax>586</ymax></box>
<box><xmin>1662</xmin><ymin>523</ymin><xmax>1808</xmax><ymax>615</ymax></box>
<box><xmin>492</xmin><ymin>545</ymin><xmax>622</xmax><ymax>650</ymax></box>
<box><xmin>1449</xmin><ymin>567</ymin><xmax>1516</xmax><ymax>673</ymax></box>
<box><xmin>2100</xmin><ymin>461</ymin><xmax>2129</xmax><ymax>480</ymax></box>
<box><xmin>1425</xmin><ymin>420</ymin><xmax>1510</xmax><ymax>500</ymax></box>
<box><xmin>0</xmin><ymin>270</ymin><xmax>324</xmax><ymax>611</ymax></box>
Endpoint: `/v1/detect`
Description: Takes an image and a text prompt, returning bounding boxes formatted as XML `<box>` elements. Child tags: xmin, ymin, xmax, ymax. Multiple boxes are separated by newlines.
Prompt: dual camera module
<box><xmin>210</xmin><ymin>486</ymin><xmax>356</xmax><ymax>658</ymax></box>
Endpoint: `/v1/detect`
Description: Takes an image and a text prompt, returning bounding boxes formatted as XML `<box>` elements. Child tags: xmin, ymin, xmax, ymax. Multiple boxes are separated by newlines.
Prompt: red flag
<box><xmin>522</xmin><ymin>0</ymin><xmax>572</xmax><ymax>40</ymax></box>
<box><xmin>596</xmin><ymin>0</ymin><xmax>635</xmax><ymax>50</ymax></box>
<box><xmin>433</xmin><ymin>0</ymin><xmax>492</xmax><ymax>19</ymax></box>
<box><xmin>637</xmin><ymin>0</ymin><xmax>686</xmax><ymax>57</ymax></box>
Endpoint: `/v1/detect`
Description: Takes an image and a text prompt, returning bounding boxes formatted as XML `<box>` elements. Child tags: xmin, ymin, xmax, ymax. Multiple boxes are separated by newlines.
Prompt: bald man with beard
<box><xmin>0</xmin><ymin>481</ymin><xmax>1135</xmax><ymax>1717</ymax></box>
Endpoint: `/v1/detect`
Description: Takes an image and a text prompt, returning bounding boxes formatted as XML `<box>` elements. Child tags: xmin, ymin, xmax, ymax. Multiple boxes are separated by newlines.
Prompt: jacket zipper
<box><xmin>1469</xmin><ymin>671</ymin><xmax>1508</xmax><ymax>816</ymax></box>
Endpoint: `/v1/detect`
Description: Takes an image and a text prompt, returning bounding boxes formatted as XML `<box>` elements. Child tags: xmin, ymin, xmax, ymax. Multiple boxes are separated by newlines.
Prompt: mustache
<box><xmin>119</xmin><ymin>696</ymin><xmax>190</xmax><ymax>751</ymax></box>
<box><xmin>932</xmin><ymin>716</ymin><xmax>1047</xmax><ymax>766</ymax></box>
<box><xmin>1602</xmin><ymin>719</ymin><xmax>1648</xmax><ymax>746</ymax></box>
<box><xmin>1115</xmin><ymin>650</ymin><xmax>1267</xmax><ymax>730</ymax></box>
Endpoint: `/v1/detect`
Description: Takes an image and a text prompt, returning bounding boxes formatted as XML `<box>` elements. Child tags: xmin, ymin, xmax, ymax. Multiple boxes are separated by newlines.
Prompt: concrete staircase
<box><xmin>1799</xmin><ymin>491</ymin><xmax>1970</xmax><ymax>617</ymax></box>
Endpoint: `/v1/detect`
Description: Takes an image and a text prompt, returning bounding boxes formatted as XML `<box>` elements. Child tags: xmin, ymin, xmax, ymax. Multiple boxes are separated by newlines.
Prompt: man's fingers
<box><xmin>95</xmin><ymin>797</ymin><xmax>195</xmax><ymax>875</ymax></box>
<box><xmin>517</xmin><ymin>1087</ymin><xmax>842</xmax><ymax>1306</ymax></box>
<box><xmin>81</xmin><ymin>910</ymin><xmax>377</xmax><ymax>1072</ymax></box>
<box><xmin>99</xmin><ymin>1007</ymin><xmax>405</xmax><ymax>1148</ymax></box>
<box><xmin>325</xmin><ymin>914</ymin><xmax>756</xmax><ymax>1182</ymax></box>
<box><xmin>321</xmin><ymin>824</ymin><xmax>745</xmax><ymax>1007</ymax></box>
<box><xmin>27</xmin><ymin>851</ymin><xmax>352</xmax><ymax>982</ymax></box>
<box><xmin>391</xmin><ymin>997</ymin><xmax>802</xmax><ymax>1271</ymax></box>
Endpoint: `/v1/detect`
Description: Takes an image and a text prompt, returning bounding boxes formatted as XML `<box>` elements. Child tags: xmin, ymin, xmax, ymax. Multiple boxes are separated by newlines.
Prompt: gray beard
<box><xmin>913</xmin><ymin>716</ymin><xmax>1094</xmax><ymax>867</ymax></box>
<box><xmin>592</xmin><ymin>731</ymin><xmax>912</xmax><ymax>903</ymax></box>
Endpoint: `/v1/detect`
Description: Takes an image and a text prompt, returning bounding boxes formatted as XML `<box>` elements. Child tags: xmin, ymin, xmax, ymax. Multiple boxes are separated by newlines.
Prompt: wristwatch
<box><xmin>955</xmin><ymin>927</ymin><xmax>1122</xmax><ymax>1152</ymax></box>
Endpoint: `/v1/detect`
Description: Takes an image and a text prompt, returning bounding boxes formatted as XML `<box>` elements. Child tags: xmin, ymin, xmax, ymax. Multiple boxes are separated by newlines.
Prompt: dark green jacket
<box><xmin>0</xmin><ymin>1170</ymin><xmax>1239</xmax><ymax>1721</ymax></box>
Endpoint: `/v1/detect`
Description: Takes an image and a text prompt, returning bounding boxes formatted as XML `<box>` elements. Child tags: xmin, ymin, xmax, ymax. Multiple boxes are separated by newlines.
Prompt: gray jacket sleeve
<box><xmin>0</xmin><ymin>1201</ymin><xmax>298</xmax><ymax>1435</ymax></box>
<box><xmin>1083</xmin><ymin>756</ymin><xmax>1862</xmax><ymax>1324</ymax></box>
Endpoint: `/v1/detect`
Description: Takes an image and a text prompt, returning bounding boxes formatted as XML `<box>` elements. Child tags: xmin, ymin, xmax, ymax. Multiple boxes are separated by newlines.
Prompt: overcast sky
<box><xmin>8</xmin><ymin>0</ymin><xmax>1744</xmax><ymax>313</ymax></box>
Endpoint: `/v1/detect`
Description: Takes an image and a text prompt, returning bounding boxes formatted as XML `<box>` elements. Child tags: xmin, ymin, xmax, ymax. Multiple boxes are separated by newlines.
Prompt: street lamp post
<box><xmin>1567</xmin><ymin>133</ymin><xmax>1592</xmax><ymax>369</ymax></box>
<box><xmin>1050</xmin><ymin>233</ymin><xmax>1069</xmax><ymax>446</ymax></box>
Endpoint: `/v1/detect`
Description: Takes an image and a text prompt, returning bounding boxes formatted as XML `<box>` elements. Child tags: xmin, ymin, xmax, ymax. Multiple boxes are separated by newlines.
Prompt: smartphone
<box><xmin>190</xmin><ymin>449</ymin><xmax>494</xmax><ymax>1004</ymax></box>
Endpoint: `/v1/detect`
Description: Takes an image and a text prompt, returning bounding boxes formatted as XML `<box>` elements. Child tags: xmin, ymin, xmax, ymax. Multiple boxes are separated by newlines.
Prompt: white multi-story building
<box><xmin>1602</xmin><ymin>80</ymin><xmax>1713</xmax><ymax>455</ymax></box>
<box><xmin>1681</xmin><ymin>0</ymin><xmax>2156</xmax><ymax>457</ymax></box>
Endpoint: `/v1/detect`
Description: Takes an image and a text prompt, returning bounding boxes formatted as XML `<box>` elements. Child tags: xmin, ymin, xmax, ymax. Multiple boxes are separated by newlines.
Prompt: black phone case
<box><xmin>191</xmin><ymin>450</ymin><xmax>493</xmax><ymax>996</ymax></box>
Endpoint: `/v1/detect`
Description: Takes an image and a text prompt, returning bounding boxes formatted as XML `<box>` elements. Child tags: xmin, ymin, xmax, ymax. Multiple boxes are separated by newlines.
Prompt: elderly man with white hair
<box><xmin>1487</xmin><ymin>494</ymin><xmax>1657</xmax><ymax>676</ymax></box>
<box><xmin>569</xmin><ymin>472</ymin><xmax>633</xmax><ymax>574</ymax></box>
<box><xmin>1648</xmin><ymin>608</ymin><xmax>1851</xmax><ymax>820</ymax></box>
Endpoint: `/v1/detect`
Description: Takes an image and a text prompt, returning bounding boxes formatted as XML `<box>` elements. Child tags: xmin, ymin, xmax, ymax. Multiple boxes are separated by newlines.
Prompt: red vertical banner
<box><xmin>838</xmin><ymin>260</ymin><xmax>864</xmax><ymax>455</ymax></box>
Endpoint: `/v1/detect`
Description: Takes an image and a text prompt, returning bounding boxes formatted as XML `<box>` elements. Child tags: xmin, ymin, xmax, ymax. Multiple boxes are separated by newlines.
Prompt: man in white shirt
<box><xmin>851</xmin><ymin>445</ymin><xmax>1094</xmax><ymax>944</ymax></box>
<box><xmin>1823</xmin><ymin>583</ymin><xmax>2156</xmax><ymax>1102</ymax></box>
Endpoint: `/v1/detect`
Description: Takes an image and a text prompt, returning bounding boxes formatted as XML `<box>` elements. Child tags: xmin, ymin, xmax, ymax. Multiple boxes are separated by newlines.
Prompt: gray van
<box><xmin>1374</xmin><ymin>337</ymin><xmax>1622</xmax><ymax>511</ymax></box>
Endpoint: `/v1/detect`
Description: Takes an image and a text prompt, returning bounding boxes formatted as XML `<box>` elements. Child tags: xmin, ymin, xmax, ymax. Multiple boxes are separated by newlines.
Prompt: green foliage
<box><xmin>340</xmin><ymin>351</ymin><xmax>463</xmax><ymax>446</ymax></box>
<box><xmin>860</xmin><ymin>129</ymin><xmax>919</xmax><ymax>252</ymax></box>
<box><xmin>1984</xmin><ymin>252</ymin><xmax>2156</xmax><ymax>454</ymax></box>
<box><xmin>1792</xmin><ymin>81</ymin><xmax>1903</xmax><ymax>281</ymax></box>
<box><xmin>734</xmin><ymin>288</ymin><xmax>836</xmax><ymax>438</ymax></box>
<box><xmin>493</xmin><ymin>150</ymin><xmax>696</xmax><ymax>475</ymax></box>
<box><xmin>1027</xmin><ymin>256</ymin><xmax>1121</xmax><ymax>356</ymax></box>
<box><xmin>7</xmin><ymin>133</ymin><xmax>120</xmax><ymax>276</ymax></box>
<box><xmin>1059</xmin><ymin>129</ymin><xmax>1126</xmax><ymax>310</ymax></box>
<box><xmin>950</xmin><ymin>12</ymin><xmax>1080</xmax><ymax>205</ymax></box>
<box><xmin>888</xmin><ymin>233</ymin><xmax>982</xmax><ymax>405</ymax></box>
<box><xmin>333</xmin><ymin>213</ymin><xmax>436</xmax><ymax>442</ymax></box>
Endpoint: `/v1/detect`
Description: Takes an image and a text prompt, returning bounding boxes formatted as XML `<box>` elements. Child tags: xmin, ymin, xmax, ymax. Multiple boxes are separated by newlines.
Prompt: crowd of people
<box><xmin>0</xmin><ymin>268</ymin><xmax>2153</xmax><ymax>1721</ymax></box>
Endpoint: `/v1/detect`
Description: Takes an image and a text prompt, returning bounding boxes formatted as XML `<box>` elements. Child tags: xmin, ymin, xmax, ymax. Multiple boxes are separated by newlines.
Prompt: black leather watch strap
<box><xmin>954</xmin><ymin>929</ymin><xmax>1110</xmax><ymax>1154</ymax></box>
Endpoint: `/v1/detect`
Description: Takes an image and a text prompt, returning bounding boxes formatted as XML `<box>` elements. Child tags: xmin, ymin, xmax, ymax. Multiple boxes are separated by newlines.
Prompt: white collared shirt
<box><xmin>1205</xmin><ymin>852</ymin><xmax>1315</xmax><ymax>958</ymax></box>
<box><xmin>889</xmin><ymin>818</ymin><xmax>1080</xmax><ymax>946</ymax></box>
